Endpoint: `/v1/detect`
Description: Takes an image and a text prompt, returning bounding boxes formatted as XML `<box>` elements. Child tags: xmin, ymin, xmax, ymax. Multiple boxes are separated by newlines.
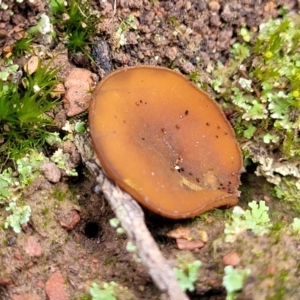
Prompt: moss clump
<box><xmin>50</xmin><ymin>0</ymin><xmax>99</xmax><ymax>58</ymax></box>
<box><xmin>211</xmin><ymin>13</ymin><xmax>300</xmax><ymax>212</ymax></box>
<box><xmin>0</xmin><ymin>58</ymin><xmax>60</xmax><ymax>162</ymax></box>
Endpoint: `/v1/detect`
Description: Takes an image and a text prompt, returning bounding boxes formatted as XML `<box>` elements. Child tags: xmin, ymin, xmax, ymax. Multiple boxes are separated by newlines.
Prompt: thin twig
<box><xmin>75</xmin><ymin>133</ymin><xmax>189</xmax><ymax>300</ymax></box>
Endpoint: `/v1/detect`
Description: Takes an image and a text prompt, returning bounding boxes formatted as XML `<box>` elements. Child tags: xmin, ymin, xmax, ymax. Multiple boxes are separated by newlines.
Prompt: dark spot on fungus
<box><xmin>176</xmin><ymin>124</ymin><xmax>180</xmax><ymax>129</ymax></box>
<box><xmin>140</xmin><ymin>100</ymin><xmax>143</xmax><ymax>103</ymax></box>
<box><xmin>89</xmin><ymin>66</ymin><xmax>242</xmax><ymax>219</ymax></box>
<box><xmin>216</xmin><ymin>135</ymin><xmax>219</xmax><ymax>138</ymax></box>
<box><xmin>135</xmin><ymin>102</ymin><xmax>139</xmax><ymax>106</ymax></box>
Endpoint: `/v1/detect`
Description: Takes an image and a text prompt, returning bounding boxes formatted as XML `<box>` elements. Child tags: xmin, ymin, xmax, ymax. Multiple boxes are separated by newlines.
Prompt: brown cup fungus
<box><xmin>89</xmin><ymin>66</ymin><xmax>242</xmax><ymax>219</ymax></box>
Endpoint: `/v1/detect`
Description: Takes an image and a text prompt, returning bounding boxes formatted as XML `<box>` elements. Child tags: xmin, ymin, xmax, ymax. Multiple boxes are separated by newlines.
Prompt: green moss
<box><xmin>52</xmin><ymin>188</ymin><xmax>67</xmax><ymax>202</ymax></box>
<box><xmin>50</xmin><ymin>0</ymin><xmax>99</xmax><ymax>59</ymax></box>
<box><xmin>0</xmin><ymin>58</ymin><xmax>60</xmax><ymax>162</ymax></box>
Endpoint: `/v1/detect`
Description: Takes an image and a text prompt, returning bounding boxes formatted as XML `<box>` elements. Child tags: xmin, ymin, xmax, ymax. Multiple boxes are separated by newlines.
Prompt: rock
<box><xmin>0</xmin><ymin>277</ymin><xmax>12</xmax><ymax>286</ymax></box>
<box><xmin>40</xmin><ymin>161</ymin><xmax>61</xmax><ymax>183</ymax></box>
<box><xmin>45</xmin><ymin>272</ymin><xmax>68</xmax><ymax>300</ymax></box>
<box><xmin>25</xmin><ymin>236</ymin><xmax>43</xmax><ymax>257</ymax></box>
<box><xmin>24</xmin><ymin>56</ymin><xmax>39</xmax><ymax>75</ymax></box>
<box><xmin>222</xmin><ymin>252</ymin><xmax>240</xmax><ymax>266</ymax></box>
<box><xmin>167</xmin><ymin>227</ymin><xmax>191</xmax><ymax>240</ymax></box>
<box><xmin>176</xmin><ymin>239</ymin><xmax>204</xmax><ymax>250</ymax></box>
<box><xmin>179</xmin><ymin>60</ymin><xmax>195</xmax><ymax>74</ymax></box>
<box><xmin>91</xmin><ymin>40</ymin><xmax>113</xmax><ymax>78</ymax></box>
<box><xmin>208</xmin><ymin>1</ymin><xmax>221</xmax><ymax>11</ymax></box>
<box><xmin>63</xmin><ymin>140</ymin><xmax>81</xmax><ymax>165</ymax></box>
<box><xmin>59</xmin><ymin>209</ymin><xmax>81</xmax><ymax>231</ymax></box>
<box><xmin>63</xmin><ymin>68</ymin><xmax>96</xmax><ymax>117</ymax></box>
<box><xmin>198</xmin><ymin>230</ymin><xmax>208</xmax><ymax>242</ymax></box>
<box><xmin>13</xmin><ymin>252</ymin><xmax>24</xmax><ymax>260</ymax></box>
<box><xmin>165</xmin><ymin>47</ymin><xmax>178</xmax><ymax>61</ymax></box>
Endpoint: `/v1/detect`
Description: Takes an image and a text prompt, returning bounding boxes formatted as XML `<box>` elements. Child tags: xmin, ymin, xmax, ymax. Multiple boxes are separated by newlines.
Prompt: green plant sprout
<box><xmin>109</xmin><ymin>218</ymin><xmax>125</xmax><ymax>234</ymax></box>
<box><xmin>0</xmin><ymin>59</ymin><xmax>19</xmax><ymax>81</ymax></box>
<box><xmin>292</xmin><ymin>217</ymin><xmax>300</xmax><ymax>233</ymax></box>
<box><xmin>12</xmin><ymin>35</ymin><xmax>33</xmax><ymax>57</ymax></box>
<box><xmin>126</xmin><ymin>241</ymin><xmax>137</xmax><ymax>253</ymax></box>
<box><xmin>50</xmin><ymin>149</ymin><xmax>78</xmax><ymax>176</ymax></box>
<box><xmin>239</xmin><ymin>27</ymin><xmax>252</xmax><ymax>43</ymax></box>
<box><xmin>50</xmin><ymin>0</ymin><xmax>99</xmax><ymax>58</ymax></box>
<box><xmin>4</xmin><ymin>202</ymin><xmax>31</xmax><ymax>233</ymax></box>
<box><xmin>114</xmin><ymin>15</ymin><xmax>138</xmax><ymax>48</ymax></box>
<box><xmin>90</xmin><ymin>282</ymin><xmax>117</xmax><ymax>300</ymax></box>
<box><xmin>222</xmin><ymin>266</ymin><xmax>251</xmax><ymax>300</ymax></box>
<box><xmin>29</xmin><ymin>13</ymin><xmax>53</xmax><ymax>36</ymax></box>
<box><xmin>224</xmin><ymin>200</ymin><xmax>271</xmax><ymax>242</ymax></box>
<box><xmin>173</xmin><ymin>260</ymin><xmax>202</xmax><ymax>292</ymax></box>
<box><xmin>90</xmin><ymin>281</ymin><xmax>133</xmax><ymax>300</ymax></box>
<box><xmin>0</xmin><ymin>151</ymin><xmax>47</xmax><ymax>204</ymax></box>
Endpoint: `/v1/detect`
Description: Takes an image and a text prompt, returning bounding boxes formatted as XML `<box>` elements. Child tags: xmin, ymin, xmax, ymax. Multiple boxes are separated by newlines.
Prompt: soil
<box><xmin>1</xmin><ymin>1</ymin><xmax>300</xmax><ymax>300</ymax></box>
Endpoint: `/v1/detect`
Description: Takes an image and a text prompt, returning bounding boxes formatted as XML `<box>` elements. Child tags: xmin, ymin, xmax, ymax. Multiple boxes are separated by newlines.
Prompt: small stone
<box><xmin>176</xmin><ymin>239</ymin><xmax>204</xmax><ymax>250</ymax></box>
<box><xmin>264</xmin><ymin>1</ymin><xmax>275</xmax><ymax>12</ymax></box>
<box><xmin>165</xmin><ymin>47</ymin><xmax>178</xmax><ymax>61</ymax></box>
<box><xmin>45</xmin><ymin>272</ymin><xmax>68</xmax><ymax>300</ymax></box>
<box><xmin>167</xmin><ymin>227</ymin><xmax>191</xmax><ymax>240</ymax></box>
<box><xmin>179</xmin><ymin>60</ymin><xmax>195</xmax><ymax>74</ymax></box>
<box><xmin>24</xmin><ymin>56</ymin><xmax>39</xmax><ymax>75</ymax></box>
<box><xmin>0</xmin><ymin>29</ymin><xmax>8</xmax><ymax>38</ymax></box>
<box><xmin>3</xmin><ymin>45</ymin><xmax>12</xmax><ymax>52</ymax></box>
<box><xmin>40</xmin><ymin>161</ymin><xmax>61</xmax><ymax>183</ymax></box>
<box><xmin>25</xmin><ymin>236</ymin><xmax>43</xmax><ymax>257</ymax></box>
<box><xmin>50</xmin><ymin>83</ymin><xmax>65</xmax><ymax>99</ymax></box>
<box><xmin>198</xmin><ymin>230</ymin><xmax>208</xmax><ymax>242</ymax></box>
<box><xmin>59</xmin><ymin>210</ymin><xmax>81</xmax><ymax>231</ymax></box>
<box><xmin>208</xmin><ymin>1</ymin><xmax>221</xmax><ymax>11</ymax></box>
<box><xmin>0</xmin><ymin>277</ymin><xmax>12</xmax><ymax>286</ymax></box>
<box><xmin>63</xmin><ymin>68</ymin><xmax>96</xmax><ymax>117</ymax></box>
<box><xmin>14</xmin><ymin>252</ymin><xmax>24</xmax><ymax>260</ymax></box>
<box><xmin>36</xmin><ymin>280</ymin><xmax>44</xmax><ymax>288</ymax></box>
<box><xmin>265</xmin><ymin>265</ymin><xmax>276</xmax><ymax>275</ymax></box>
<box><xmin>222</xmin><ymin>252</ymin><xmax>240</xmax><ymax>266</ymax></box>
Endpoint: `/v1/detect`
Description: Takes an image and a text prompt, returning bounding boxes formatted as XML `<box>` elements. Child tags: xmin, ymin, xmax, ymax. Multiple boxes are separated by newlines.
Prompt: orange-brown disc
<box><xmin>89</xmin><ymin>66</ymin><xmax>242</xmax><ymax>219</ymax></box>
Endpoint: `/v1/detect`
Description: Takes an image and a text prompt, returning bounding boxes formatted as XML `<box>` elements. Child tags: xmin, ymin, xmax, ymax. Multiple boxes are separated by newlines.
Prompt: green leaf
<box><xmin>292</xmin><ymin>218</ymin><xmax>300</xmax><ymax>233</ymax></box>
<box><xmin>244</xmin><ymin>124</ymin><xmax>256</xmax><ymax>139</ymax></box>
<box><xmin>224</xmin><ymin>201</ymin><xmax>271</xmax><ymax>242</ymax></box>
<box><xmin>223</xmin><ymin>266</ymin><xmax>251</xmax><ymax>300</ymax></box>
<box><xmin>5</xmin><ymin>202</ymin><xmax>31</xmax><ymax>233</ymax></box>
<box><xmin>174</xmin><ymin>260</ymin><xmax>202</xmax><ymax>292</ymax></box>
<box><xmin>90</xmin><ymin>282</ymin><xmax>117</xmax><ymax>300</ymax></box>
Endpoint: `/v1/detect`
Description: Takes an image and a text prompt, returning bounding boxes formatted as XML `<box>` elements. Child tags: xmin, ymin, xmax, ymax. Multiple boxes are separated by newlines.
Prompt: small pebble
<box><xmin>222</xmin><ymin>252</ymin><xmax>240</xmax><ymax>266</ymax></box>
<box><xmin>209</xmin><ymin>1</ymin><xmax>221</xmax><ymax>11</ymax></box>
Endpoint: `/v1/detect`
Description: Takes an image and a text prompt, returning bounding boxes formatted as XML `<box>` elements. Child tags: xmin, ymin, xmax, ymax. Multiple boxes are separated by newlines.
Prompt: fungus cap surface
<box><xmin>89</xmin><ymin>66</ymin><xmax>242</xmax><ymax>219</ymax></box>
